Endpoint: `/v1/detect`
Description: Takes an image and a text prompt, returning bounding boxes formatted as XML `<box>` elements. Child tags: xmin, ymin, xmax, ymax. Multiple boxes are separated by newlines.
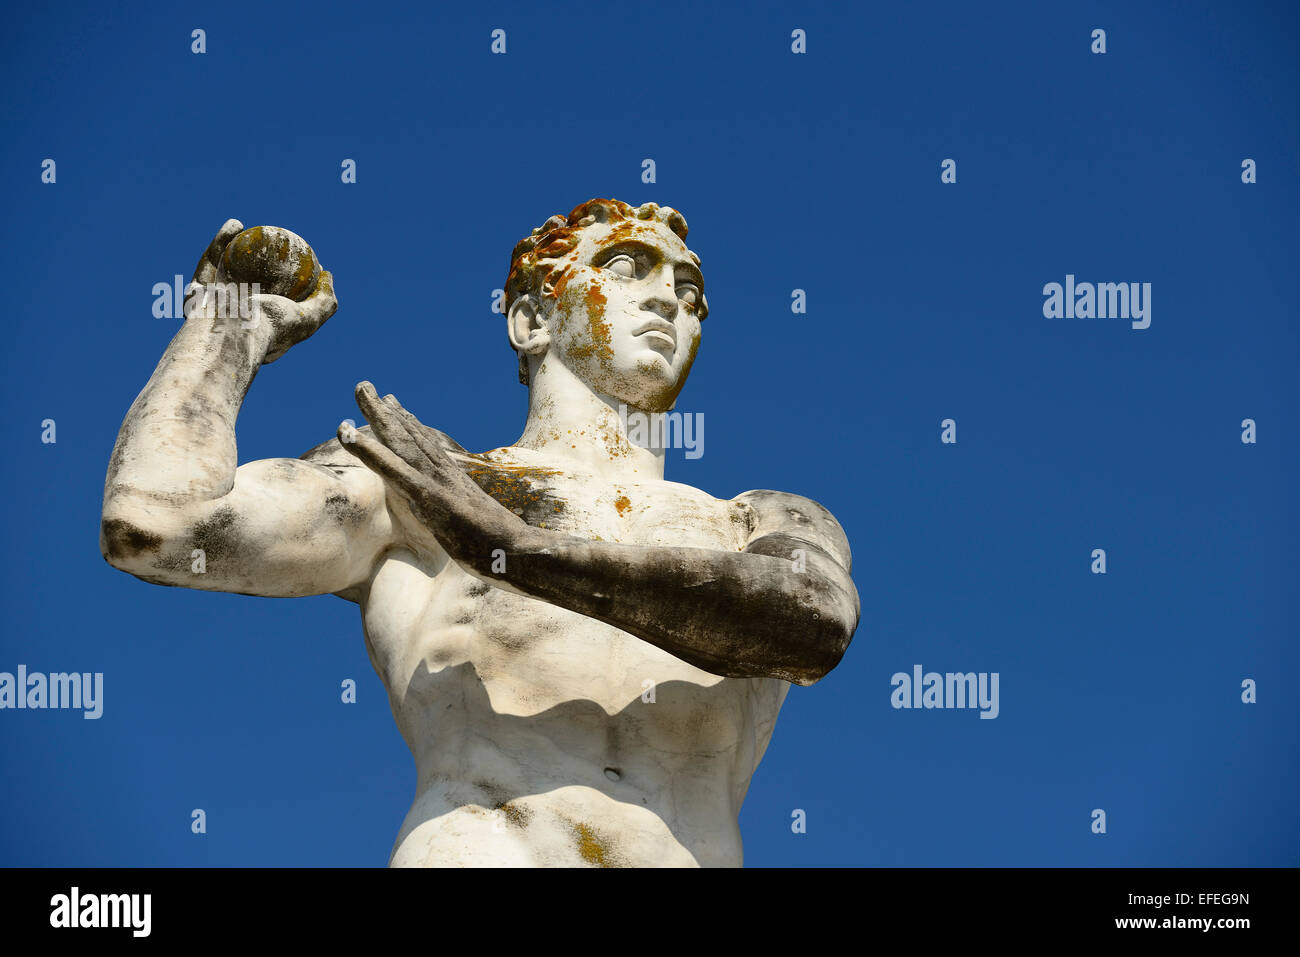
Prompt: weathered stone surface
<box><xmin>219</xmin><ymin>225</ymin><xmax>320</xmax><ymax>300</ymax></box>
<box><xmin>101</xmin><ymin>200</ymin><xmax>860</xmax><ymax>866</ymax></box>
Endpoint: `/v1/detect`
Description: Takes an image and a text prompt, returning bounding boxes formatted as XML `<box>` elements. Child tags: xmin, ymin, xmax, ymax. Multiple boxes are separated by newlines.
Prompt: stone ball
<box><xmin>219</xmin><ymin>226</ymin><xmax>321</xmax><ymax>301</ymax></box>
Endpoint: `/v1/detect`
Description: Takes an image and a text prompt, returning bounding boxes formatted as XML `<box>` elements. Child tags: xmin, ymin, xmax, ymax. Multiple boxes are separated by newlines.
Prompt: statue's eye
<box><xmin>676</xmin><ymin>284</ymin><xmax>699</xmax><ymax>307</ymax></box>
<box><xmin>603</xmin><ymin>254</ymin><xmax>636</xmax><ymax>278</ymax></box>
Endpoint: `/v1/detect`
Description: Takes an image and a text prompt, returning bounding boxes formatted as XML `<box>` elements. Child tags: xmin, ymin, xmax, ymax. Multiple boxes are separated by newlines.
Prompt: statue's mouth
<box><xmin>633</xmin><ymin>319</ymin><xmax>676</xmax><ymax>351</ymax></box>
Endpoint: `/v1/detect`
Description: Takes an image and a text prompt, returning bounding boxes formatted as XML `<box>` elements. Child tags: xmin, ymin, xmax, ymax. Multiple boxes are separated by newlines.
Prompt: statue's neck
<box><xmin>513</xmin><ymin>361</ymin><xmax>666</xmax><ymax>480</ymax></box>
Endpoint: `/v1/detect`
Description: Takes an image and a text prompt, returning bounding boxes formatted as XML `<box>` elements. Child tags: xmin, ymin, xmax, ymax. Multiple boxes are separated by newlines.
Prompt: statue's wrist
<box><xmin>181</xmin><ymin>290</ymin><xmax>273</xmax><ymax>353</ymax></box>
<box><xmin>244</xmin><ymin>316</ymin><xmax>277</xmax><ymax>364</ymax></box>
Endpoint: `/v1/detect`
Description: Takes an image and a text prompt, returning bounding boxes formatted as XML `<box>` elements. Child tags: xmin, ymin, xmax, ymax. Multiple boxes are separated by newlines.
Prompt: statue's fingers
<box><xmin>374</xmin><ymin>392</ymin><xmax>461</xmax><ymax>454</ymax></box>
<box><xmin>381</xmin><ymin>397</ymin><xmax>454</xmax><ymax>468</ymax></box>
<box><xmin>297</xmin><ymin>269</ymin><xmax>337</xmax><ymax>325</ymax></box>
<box><xmin>386</xmin><ymin>396</ymin><xmax>449</xmax><ymax>445</ymax></box>
<box><xmin>336</xmin><ymin>422</ymin><xmax>429</xmax><ymax>504</ymax></box>
<box><xmin>192</xmin><ymin>218</ymin><xmax>244</xmax><ymax>285</ymax></box>
<box><xmin>355</xmin><ymin>381</ymin><xmax>397</xmax><ymax>432</ymax></box>
<box><xmin>354</xmin><ymin>382</ymin><xmax>429</xmax><ymax>469</ymax></box>
<box><xmin>359</xmin><ymin>386</ymin><xmax>474</xmax><ymax>487</ymax></box>
<box><xmin>380</xmin><ymin>394</ymin><xmax>425</xmax><ymax>436</ymax></box>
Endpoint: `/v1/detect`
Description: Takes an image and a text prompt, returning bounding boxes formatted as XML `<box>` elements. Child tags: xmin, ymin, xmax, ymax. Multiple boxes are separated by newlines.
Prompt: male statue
<box><xmin>100</xmin><ymin>198</ymin><xmax>861</xmax><ymax>867</ymax></box>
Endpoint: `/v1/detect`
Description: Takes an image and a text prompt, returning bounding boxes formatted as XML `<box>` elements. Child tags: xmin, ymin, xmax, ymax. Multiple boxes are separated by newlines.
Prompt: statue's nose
<box><xmin>641</xmin><ymin>294</ymin><xmax>676</xmax><ymax>321</ymax></box>
<box><xmin>641</xmin><ymin>277</ymin><xmax>678</xmax><ymax>321</ymax></box>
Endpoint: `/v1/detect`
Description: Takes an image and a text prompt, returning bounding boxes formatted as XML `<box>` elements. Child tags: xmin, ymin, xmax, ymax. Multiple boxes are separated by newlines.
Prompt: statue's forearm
<box><xmin>491</xmin><ymin>532</ymin><xmax>859</xmax><ymax>685</ymax></box>
<box><xmin>104</xmin><ymin>316</ymin><xmax>270</xmax><ymax>508</ymax></box>
<box><xmin>337</xmin><ymin>386</ymin><xmax>859</xmax><ymax>684</ymax></box>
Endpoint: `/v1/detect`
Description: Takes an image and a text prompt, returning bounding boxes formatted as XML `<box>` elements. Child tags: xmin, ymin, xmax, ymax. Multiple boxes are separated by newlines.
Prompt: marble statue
<box><xmin>100</xmin><ymin>198</ymin><xmax>861</xmax><ymax>866</ymax></box>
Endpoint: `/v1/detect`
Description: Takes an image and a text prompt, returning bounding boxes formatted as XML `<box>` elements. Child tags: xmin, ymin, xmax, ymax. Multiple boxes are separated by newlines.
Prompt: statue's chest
<box><xmin>461</xmin><ymin>462</ymin><xmax>751</xmax><ymax>550</ymax></box>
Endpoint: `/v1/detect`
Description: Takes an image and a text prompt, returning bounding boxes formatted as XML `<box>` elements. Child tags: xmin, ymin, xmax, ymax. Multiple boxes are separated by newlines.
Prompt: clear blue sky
<box><xmin>1</xmin><ymin>0</ymin><xmax>1296</xmax><ymax>866</ymax></box>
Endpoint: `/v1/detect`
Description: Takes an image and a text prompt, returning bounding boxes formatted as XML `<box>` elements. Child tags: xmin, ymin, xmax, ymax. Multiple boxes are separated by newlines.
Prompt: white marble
<box><xmin>100</xmin><ymin>201</ymin><xmax>860</xmax><ymax>867</ymax></box>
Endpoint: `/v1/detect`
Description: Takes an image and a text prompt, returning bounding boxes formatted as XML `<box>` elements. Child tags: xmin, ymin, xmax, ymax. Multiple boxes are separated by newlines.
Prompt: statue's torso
<box><xmin>355</xmin><ymin>446</ymin><xmax>789</xmax><ymax>867</ymax></box>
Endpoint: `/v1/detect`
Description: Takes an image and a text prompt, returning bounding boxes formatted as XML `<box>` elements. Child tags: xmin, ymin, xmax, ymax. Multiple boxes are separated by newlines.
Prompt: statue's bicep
<box><xmin>200</xmin><ymin>454</ymin><xmax>393</xmax><ymax>594</ymax></box>
<box><xmin>733</xmin><ymin>489</ymin><xmax>852</xmax><ymax>574</ymax></box>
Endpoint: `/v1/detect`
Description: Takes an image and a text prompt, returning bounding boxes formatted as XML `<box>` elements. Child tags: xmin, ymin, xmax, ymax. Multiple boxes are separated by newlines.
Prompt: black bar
<box><xmin>3</xmin><ymin>867</ymin><xmax>1281</xmax><ymax>943</ymax></box>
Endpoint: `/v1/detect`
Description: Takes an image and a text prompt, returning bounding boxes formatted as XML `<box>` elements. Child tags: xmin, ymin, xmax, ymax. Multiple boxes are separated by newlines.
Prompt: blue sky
<box><xmin>1</xmin><ymin>0</ymin><xmax>1296</xmax><ymax>866</ymax></box>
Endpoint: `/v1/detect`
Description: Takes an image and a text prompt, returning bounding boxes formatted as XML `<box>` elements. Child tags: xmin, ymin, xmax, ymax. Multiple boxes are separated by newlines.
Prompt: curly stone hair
<box><xmin>504</xmin><ymin>198</ymin><xmax>705</xmax><ymax>383</ymax></box>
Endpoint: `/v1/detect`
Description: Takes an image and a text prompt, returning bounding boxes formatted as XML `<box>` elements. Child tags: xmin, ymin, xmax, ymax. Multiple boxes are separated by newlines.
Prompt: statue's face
<box><xmin>542</xmin><ymin>219</ymin><xmax>704</xmax><ymax>412</ymax></box>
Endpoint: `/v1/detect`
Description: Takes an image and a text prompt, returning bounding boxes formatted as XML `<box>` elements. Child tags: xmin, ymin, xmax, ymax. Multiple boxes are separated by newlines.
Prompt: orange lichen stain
<box><xmin>494</xmin><ymin>801</ymin><xmax>532</xmax><ymax>828</ymax></box>
<box><xmin>560</xmin><ymin>279</ymin><xmax>611</xmax><ymax>363</ymax></box>
<box><xmin>289</xmin><ymin>247</ymin><xmax>317</xmax><ymax>298</ymax></box>
<box><xmin>614</xmin><ymin>494</ymin><xmax>632</xmax><ymax>516</ymax></box>
<box><xmin>505</xmin><ymin>221</ymin><xmax>585</xmax><ymax>307</ymax></box>
<box><xmin>603</xmin><ymin>220</ymin><xmax>639</xmax><ymax>244</ymax></box>
<box><xmin>568</xmin><ymin>198</ymin><xmax>631</xmax><ymax>225</ymax></box>
<box><xmin>464</xmin><ymin>462</ymin><xmax>561</xmax><ymax>478</ymax></box>
<box><xmin>462</xmin><ymin>462</ymin><xmax>564</xmax><ymax>517</ymax></box>
<box><xmin>572</xmin><ymin>822</ymin><xmax>617</xmax><ymax>867</ymax></box>
<box><xmin>547</xmin><ymin>263</ymin><xmax>573</xmax><ymax>301</ymax></box>
<box><xmin>504</xmin><ymin>199</ymin><xmax>691</xmax><ymax>313</ymax></box>
<box><xmin>222</xmin><ymin>226</ymin><xmax>262</xmax><ymax>275</ymax></box>
<box><xmin>641</xmin><ymin>330</ymin><xmax>700</xmax><ymax>411</ymax></box>
<box><xmin>598</xmin><ymin>419</ymin><xmax>630</xmax><ymax>459</ymax></box>
<box><xmin>540</xmin><ymin>236</ymin><xmax>577</xmax><ymax>258</ymax></box>
<box><xmin>582</xmin><ymin>281</ymin><xmax>612</xmax><ymax>359</ymax></box>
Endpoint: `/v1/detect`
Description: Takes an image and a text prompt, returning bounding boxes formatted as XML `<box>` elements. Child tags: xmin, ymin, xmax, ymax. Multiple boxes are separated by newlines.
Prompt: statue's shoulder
<box><xmin>731</xmin><ymin>489</ymin><xmax>852</xmax><ymax>571</ymax></box>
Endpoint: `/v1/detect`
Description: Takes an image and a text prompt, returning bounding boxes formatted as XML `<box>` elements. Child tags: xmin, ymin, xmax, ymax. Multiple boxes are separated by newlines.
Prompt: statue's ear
<box><xmin>507</xmin><ymin>294</ymin><xmax>550</xmax><ymax>357</ymax></box>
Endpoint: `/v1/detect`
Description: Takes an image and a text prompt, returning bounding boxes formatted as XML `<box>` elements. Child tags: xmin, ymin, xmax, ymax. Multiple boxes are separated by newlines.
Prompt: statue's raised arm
<box><xmin>100</xmin><ymin>221</ymin><xmax>394</xmax><ymax>598</ymax></box>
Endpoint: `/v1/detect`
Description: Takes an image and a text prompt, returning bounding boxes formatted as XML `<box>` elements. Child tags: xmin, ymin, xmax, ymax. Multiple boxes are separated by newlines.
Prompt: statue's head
<box><xmin>505</xmin><ymin>198</ymin><xmax>707</xmax><ymax>413</ymax></box>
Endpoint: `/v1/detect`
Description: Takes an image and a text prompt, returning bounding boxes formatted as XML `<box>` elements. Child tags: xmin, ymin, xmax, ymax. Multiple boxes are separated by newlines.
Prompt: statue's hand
<box><xmin>337</xmin><ymin>382</ymin><xmax>536</xmax><ymax>570</ymax></box>
<box><xmin>190</xmin><ymin>218</ymin><xmax>338</xmax><ymax>363</ymax></box>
